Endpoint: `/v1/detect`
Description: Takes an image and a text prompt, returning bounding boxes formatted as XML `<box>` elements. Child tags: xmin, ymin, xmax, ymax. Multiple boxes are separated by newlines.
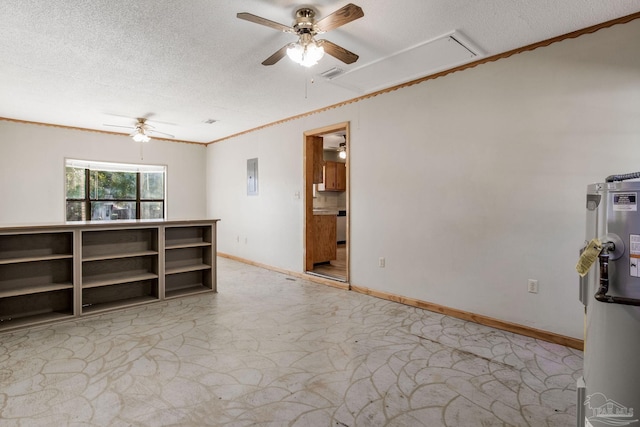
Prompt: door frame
<box><xmin>303</xmin><ymin>121</ymin><xmax>350</xmax><ymax>283</ymax></box>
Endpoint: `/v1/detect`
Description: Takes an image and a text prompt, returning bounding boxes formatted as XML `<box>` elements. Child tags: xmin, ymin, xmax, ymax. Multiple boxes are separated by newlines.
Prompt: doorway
<box><xmin>304</xmin><ymin>122</ymin><xmax>349</xmax><ymax>283</ymax></box>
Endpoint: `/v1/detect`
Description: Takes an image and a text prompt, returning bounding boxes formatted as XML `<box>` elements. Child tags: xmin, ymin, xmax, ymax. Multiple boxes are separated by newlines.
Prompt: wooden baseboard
<box><xmin>217</xmin><ymin>252</ymin><xmax>349</xmax><ymax>290</ymax></box>
<box><xmin>217</xmin><ymin>252</ymin><xmax>584</xmax><ymax>350</ymax></box>
<box><xmin>350</xmin><ymin>284</ymin><xmax>583</xmax><ymax>350</ymax></box>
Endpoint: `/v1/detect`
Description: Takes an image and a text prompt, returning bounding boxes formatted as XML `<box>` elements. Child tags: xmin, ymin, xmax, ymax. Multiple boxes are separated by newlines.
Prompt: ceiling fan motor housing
<box><xmin>293</xmin><ymin>8</ymin><xmax>316</xmax><ymax>34</ymax></box>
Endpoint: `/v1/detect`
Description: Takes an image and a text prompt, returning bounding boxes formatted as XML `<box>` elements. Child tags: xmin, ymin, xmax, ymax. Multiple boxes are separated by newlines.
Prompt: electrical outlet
<box><xmin>528</xmin><ymin>279</ymin><xmax>538</xmax><ymax>294</ymax></box>
<box><xmin>379</xmin><ymin>257</ymin><xmax>385</xmax><ymax>268</ymax></box>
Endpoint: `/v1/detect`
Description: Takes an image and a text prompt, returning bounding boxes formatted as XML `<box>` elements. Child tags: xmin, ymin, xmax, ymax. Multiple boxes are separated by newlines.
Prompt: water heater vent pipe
<box><xmin>605</xmin><ymin>171</ymin><xmax>640</xmax><ymax>182</ymax></box>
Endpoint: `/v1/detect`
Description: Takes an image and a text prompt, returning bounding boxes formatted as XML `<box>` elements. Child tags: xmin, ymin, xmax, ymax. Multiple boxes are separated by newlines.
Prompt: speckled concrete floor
<box><xmin>0</xmin><ymin>257</ymin><xmax>582</xmax><ymax>426</ymax></box>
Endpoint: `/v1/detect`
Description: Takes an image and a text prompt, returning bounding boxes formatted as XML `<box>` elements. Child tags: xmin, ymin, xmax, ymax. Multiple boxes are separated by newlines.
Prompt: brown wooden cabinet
<box><xmin>322</xmin><ymin>161</ymin><xmax>346</xmax><ymax>192</ymax></box>
<box><xmin>313</xmin><ymin>214</ymin><xmax>337</xmax><ymax>264</ymax></box>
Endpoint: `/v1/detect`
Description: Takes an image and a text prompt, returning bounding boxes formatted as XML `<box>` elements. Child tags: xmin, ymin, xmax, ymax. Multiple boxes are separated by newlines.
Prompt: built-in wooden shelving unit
<box><xmin>81</xmin><ymin>227</ymin><xmax>160</xmax><ymax>314</ymax></box>
<box><xmin>0</xmin><ymin>220</ymin><xmax>218</xmax><ymax>332</ymax></box>
<box><xmin>165</xmin><ymin>225</ymin><xmax>213</xmax><ymax>299</ymax></box>
<box><xmin>0</xmin><ymin>231</ymin><xmax>75</xmax><ymax>329</ymax></box>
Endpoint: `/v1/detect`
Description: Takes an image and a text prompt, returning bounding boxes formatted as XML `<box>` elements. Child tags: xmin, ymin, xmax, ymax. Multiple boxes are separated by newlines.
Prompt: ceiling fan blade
<box><xmin>149</xmin><ymin>129</ymin><xmax>175</xmax><ymax>139</ymax></box>
<box><xmin>315</xmin><ymin>3</ymin><xmax>364</xmax><ymax>33</ymax></box>
<box><xmin>319</xmin><ymin>40</ymin><xmax>359</xmax><ymax>64</ymax></box>
<box><xmin>237</xmin><ymin>12</ymin><xmax>293</xmax><ymax>33</ymax></box>
<box><xmin>103</xmin><ymin>124</ymin><xmax>135</xmax><ymax>129</ymax></box>
<box><xmin>262</xmin><ymin>44</ymin><xmax>289</xmax><ymax>66</ymax></box>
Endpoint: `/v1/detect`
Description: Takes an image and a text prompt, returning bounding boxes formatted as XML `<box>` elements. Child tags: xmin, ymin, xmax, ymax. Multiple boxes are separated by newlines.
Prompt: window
<box><xmin>65</xmin><ymin>159</ymin><xmax>166</xmax><ymax>221</ymax></box>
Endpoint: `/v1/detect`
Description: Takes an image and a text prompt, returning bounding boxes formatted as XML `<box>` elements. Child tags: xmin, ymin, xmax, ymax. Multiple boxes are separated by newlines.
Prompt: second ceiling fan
<box><xmin>104</xmin><ymin>117</ymin><xmax>174</xmax><ymax>142</ymax></box>
<box><xmin>237</xmin><ymin>3</ymin><xmax>364</xmax><ymax>67</ymax></box>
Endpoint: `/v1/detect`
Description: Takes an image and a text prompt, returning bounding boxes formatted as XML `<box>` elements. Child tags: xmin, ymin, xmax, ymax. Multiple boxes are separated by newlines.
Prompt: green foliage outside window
<box><xmin>90</xmin><ymin>170</ymin><xmax>136</xmax><ymax>199</ymax></box>
<box><xmin>65</xmin><ymin>167</ymin><xmax>85</xmax><ymax>199</ymax></box>
<box><xmin>65</xmin><ymin>162</ymin><xmax>165</xmax><ymax>221</ymax></box>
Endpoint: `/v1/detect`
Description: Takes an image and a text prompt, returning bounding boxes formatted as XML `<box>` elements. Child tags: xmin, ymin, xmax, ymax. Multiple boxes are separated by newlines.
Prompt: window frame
<box><xmin>65</xmin><ymin>159</ymin><xmax>167</xmax><ymax>222</ymax></box>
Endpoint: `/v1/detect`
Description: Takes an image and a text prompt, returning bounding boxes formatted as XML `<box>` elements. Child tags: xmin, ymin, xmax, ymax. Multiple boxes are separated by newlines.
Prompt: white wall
<box><xmin>0</xmin><ymin>122</ymin><xmax>207</xmax><ymax>224</ymax></box>
<box><xmin>207</xmin><ymin>19</ymin><xmax>640</xmax><ymax>340</ymax></box>
<box><xmin>207</xmin><ymin>123</ymin><xmax>306</xmax><ymax>271</ymax></box>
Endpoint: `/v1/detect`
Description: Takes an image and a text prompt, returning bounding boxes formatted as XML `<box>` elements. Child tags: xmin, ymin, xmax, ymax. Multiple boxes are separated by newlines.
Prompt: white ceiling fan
<box><xmin>103</xmin><ymin>117</ymin><xmax>175</xmax><ymax>142</ymax></box>
<box><xmin>237</xmin><ymin>3</ymin><xmax>364</xmax><ymax>67</ymax></box>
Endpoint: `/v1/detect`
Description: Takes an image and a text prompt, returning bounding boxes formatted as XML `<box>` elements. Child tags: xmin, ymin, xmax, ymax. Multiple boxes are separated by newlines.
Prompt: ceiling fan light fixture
<box><xmin>132</xmin><ymin>129</ymin><xmax>150</xmax><ymax>143</ymax></box>
<box><xmin>286</xmin><ymin>39</ymin><xmax>324</xmax><ymax>67</ymax></box>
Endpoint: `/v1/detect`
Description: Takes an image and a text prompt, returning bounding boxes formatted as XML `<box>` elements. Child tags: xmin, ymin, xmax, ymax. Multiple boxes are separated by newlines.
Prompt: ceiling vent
<box><xmin>319</xmin><ymin>67</ymin><xmax>345</xmax><ymax>80</ymax></box>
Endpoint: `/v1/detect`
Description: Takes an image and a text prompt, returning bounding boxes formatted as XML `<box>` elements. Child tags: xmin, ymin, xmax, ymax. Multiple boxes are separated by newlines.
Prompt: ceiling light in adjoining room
<box><xmin>286</xmin><ymin>34</ymin><xmax>325</xmax><ymax>67</ymax></box>
<box><xmin>338</xmin><ymin>141</ymin><xmax>347</xmax><ymax>159</ymax></box>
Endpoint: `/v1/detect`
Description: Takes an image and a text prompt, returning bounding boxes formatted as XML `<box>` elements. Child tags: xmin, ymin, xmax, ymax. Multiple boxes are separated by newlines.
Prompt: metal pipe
<box><xmin>605</xmin><ymin>171</ymin><xmax>640</xmax><ymax>182</ymax></box>
<box><xmin>595</xmin><ymin>245</ymin><xmax>640</xmax><ymax>306</ymax></box>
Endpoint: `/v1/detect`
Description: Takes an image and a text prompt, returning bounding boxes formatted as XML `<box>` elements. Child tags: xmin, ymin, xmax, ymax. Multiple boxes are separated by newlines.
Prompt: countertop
<box><xmin>313</xmin><ymin>209</ymin><xmax>339</xmax><ymax>216</ymax></box>
<box><xmin>0</xmin><ymin>218</ymin><xmax>220</xmax><ymax>232</ymax></box>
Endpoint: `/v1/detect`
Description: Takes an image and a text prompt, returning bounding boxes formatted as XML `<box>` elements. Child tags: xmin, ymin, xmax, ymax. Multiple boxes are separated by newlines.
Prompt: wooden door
<box><xmin>312</xmin><ymin>137</ymin><xmax>323</xmax><ymax>184</ymax></box>
<box><xmin>336</xmin><ymin>162</ymin><xmax>346</xmax><ymax>191</ymax></box>
<box><xmin>305</xmin><ymin>135</ymin><xmax>323</xmax><ymax>271</ymax></box>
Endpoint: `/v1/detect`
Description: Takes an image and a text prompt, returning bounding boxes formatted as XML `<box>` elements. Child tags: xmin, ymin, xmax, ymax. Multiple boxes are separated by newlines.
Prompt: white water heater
<box><xmin>578</xmin><ymin>174</ymin><xmax>640</xmax><ymax>427</ymax></box>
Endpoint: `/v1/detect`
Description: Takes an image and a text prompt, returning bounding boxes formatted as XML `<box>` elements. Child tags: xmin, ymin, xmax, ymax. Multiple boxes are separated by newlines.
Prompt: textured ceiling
<box><xmin>1</xmin><ymin>1</ymin><xmax>639</xmax><ymax>144</ymax></box>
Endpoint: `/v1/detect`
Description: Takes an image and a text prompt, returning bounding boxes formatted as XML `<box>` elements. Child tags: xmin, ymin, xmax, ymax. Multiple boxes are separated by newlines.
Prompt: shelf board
<box><xmin>0</xmin><ymin>311</ymin><xmax>74</xmax><ymax>331</ymax></box>
<box><xmin>81</xmin><ymin>295</ymin><xmax>158</xmax><ymax>315</ymax></box>
<box><xmin>82</xmin><ymin>271</ymin><xmax>158</xmax><ymax>288</ymax></box>
<box><xmin>0</xmin><ymin>282</ymin><xmax>73</xmax><ymax>299</ymax></box>
<box><xmin>165</xmin><ymin>263</ymin><xmax>211</xmax><ymax>275</ymax></box>
<box><xmin>165</xmin><ymin>241</ymin><xmax>211</xmax><ymax>250</ymax></box>
<box><xmin>82</xmin><ymin>250</ymin><xmax>158</xmax><ymax>262</ymax></box>
<box><xmin>165</xmin><ymin>285</ymin><xmax>212</xmax><ymax>299</ymax></box>
<box><xmin>0</xmin><ymin>254</ymin><xmax>73</xmax><ymax>265</ymax></box>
